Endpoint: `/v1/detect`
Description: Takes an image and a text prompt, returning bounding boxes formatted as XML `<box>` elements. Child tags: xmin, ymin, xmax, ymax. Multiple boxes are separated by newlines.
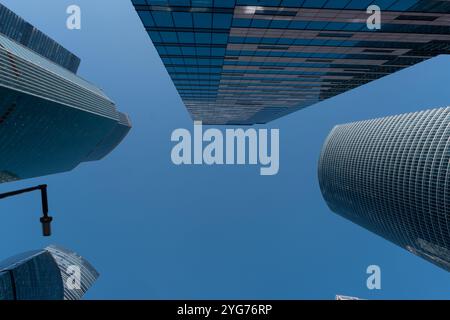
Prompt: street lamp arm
<box><xmin>0</xmin><ymin>184</ymin><xmax>53</xmax><ymax>237</ymax></box>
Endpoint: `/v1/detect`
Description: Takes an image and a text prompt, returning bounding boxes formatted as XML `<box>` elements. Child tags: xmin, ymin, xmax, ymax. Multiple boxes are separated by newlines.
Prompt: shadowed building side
<box><xmin>0</xmin><ymin>250</ymin><xmax>64</xmax><ymax>300</ymax></box>
<box><xmin>0</xmin><ymin>29</ymin><xmax>131</xmax><ymax>183</ymax></box>
<box><xmin>0</xmin><ymin>86</ymin><xmax>124</xmax><ymax>181</ymax></box>
<box><xmin>0</xmin><ymin>272</ymin><xmax>14</xmax><ymax>300</ymax></box>
<box><xmin>84</xmin><ymin>112</ymin><xmax>132</xmax><ymax>162</ymax></box>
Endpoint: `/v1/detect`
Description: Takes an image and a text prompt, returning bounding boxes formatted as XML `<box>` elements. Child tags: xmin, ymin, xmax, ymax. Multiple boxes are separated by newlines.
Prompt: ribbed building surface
<box><xmin>45</xmin><ymin>245</ymin><xmax>99</xmax><ymax>300</ymax></box>
<box><xmin>319</xmin><ymin>107</ymin><xmax>450</xmax><ymax>271</ymax></box>
<box><xmin>132</xmin><ymin>0</ymin><xmax>450</xmax><ymax>124</ymax></box>
<box><xmin>0</xmin><ymin>5</ymin><xmax>131</xmax><ymax>184</ymax></box>
<box><xmin>0</xmin><ymin>3</ymin><xmax>80</xmax><ymax>73</ymax></box>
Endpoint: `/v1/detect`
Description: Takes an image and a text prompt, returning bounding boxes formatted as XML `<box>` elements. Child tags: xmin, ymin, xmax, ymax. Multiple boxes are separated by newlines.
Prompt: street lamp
<box><xmin>0</xmin><ymin>184</ymin><xmax>54</xmax><ymax>236</ymax></box>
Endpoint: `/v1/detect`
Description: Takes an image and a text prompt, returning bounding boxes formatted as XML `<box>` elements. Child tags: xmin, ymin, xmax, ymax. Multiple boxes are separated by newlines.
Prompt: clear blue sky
<box><xmin>0</xmin><ymin>0</ymin><xmax>450</xmax><ymax>300</ymax></box>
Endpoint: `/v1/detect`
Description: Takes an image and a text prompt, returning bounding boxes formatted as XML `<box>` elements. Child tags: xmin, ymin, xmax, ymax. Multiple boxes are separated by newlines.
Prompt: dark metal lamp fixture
<box><xmin>0</xmin><ymin>184</ymin><xmax>53</xmax><ymax>237</ymax></box>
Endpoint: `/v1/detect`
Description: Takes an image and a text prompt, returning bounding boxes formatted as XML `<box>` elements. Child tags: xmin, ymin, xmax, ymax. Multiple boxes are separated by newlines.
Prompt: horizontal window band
<box><xmin>153</xmin><ymin>43</ymin><xmax>227</xmax><ymax>48</ymax></box>
<box><xmin>146</xmin><ymin>27</ymin><xmax>230</xmax><ymax>34</ymax></box>
<box><xmin>134</xmin><ymin>6</ymin><xmax>233</xmax><ymax>14</ymax></box>
<box><xmin>255</xmin><ymin>10</ymin><xmax>297</xmax><ymax>16</ymax></box>
<box><xmin>257</xmin><ymin>46</ymin><xmax>290</xmax><ymax>50</ymax></box>
<box><xmin>396</xmin><ymin>15</ymin><xmax>439</xmax><ymax>21</ymax></box>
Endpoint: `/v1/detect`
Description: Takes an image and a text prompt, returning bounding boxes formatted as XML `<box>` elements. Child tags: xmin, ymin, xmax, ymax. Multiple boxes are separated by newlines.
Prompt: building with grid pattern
<box><xmin>0</xmin><ymin>4</ymin><xmax>131</xmax><ymax>184</ymax></box>
<box><xmin>132</xmin><ymin>0</ymin><xmax>450</xmax><ymax>125</ymax></box>
<box><xmin>318</xmin><ymin>107</ymin><xmax>450</xmax><ymax>272</ymax></box>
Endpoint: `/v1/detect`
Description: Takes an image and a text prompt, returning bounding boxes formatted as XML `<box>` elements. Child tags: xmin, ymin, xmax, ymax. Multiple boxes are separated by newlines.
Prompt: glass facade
<box><xmin>0</xmin><ymin>250</ymin><xmax>64</xmax><ymax>300</ymax></box>
<box><xmin>319</xmin><ymin>107</ymin><xmax>450</xmax><ymax>272</ymax></box>
<box><xmin>132</xmin><ymin>0</ymin><xmax>450</xmax><ymax>124</ymax></box>
<box><xmin>0</xmin><ymin>246</ymin><xmax>98</xmax><ymax>300</ymax></box>
<box><xmin>0</xmin><ymin>14</ymin><xmax>131</xmax><ymax>184</ymax></box>
<box><xmin>0</xmin><ymin>3</ymin><xmax>80</xmax><ymax>73</ymax></box>
<box><xmin>45</xmin><ymin>245</ymin><xmax>100</xmax><ymax>300</ymax></box>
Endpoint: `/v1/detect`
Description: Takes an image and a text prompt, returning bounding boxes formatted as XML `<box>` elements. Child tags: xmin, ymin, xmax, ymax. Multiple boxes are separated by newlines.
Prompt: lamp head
<box><xmin>40</xmin><ymin>216</ymin><xmax>53</xmax><ymax>237</ymax></box>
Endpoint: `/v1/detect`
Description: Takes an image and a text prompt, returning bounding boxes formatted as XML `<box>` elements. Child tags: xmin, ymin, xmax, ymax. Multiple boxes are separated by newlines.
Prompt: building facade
<box><xmin>132</xmin><ymin>1</ymin><xmax>450</xmax><ymax>124</ymax></box>
<box><xmin>0</xmin><ymin>3</ymin><xmax>80</xmax><ymax>73</ymax></box>
<box><xmin>45</xmin><ymin>245</ymin><xmax>100</xmax><ymax>300</ymax></box>
<box><xmin>0</xmin><ymin>250</ymin><xmax>64</xmax><ymax>300</ymax></box>
<box><xmin>0</xmin><ymin>246</ymin><xmax>99</xmax><ymax>300</ymax></box>
<box><xmin>319</xmin><ymin>107</ymin><xmax>450</xmax><ymax>271</ymax></box>
<box><xmin>0</xmin><ymin>4</ymin><xmax>131</xmax><ymax>184</ymax></box>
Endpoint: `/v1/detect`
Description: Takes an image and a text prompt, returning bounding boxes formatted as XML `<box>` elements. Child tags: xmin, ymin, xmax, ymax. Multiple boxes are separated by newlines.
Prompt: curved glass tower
<box><xmin>0</xmin><ymin>250</ymin><xmax>64</xmax><ymax>300</ymax></box>
<box><xmin>0</xmin><ymin>246</ymin><xmax>99</xmax><ymax>300</ymax></box>
<box><xmin>319</xmin><ymin>107</ymin><xmax>450</xmax><ymax>271</ymax></box>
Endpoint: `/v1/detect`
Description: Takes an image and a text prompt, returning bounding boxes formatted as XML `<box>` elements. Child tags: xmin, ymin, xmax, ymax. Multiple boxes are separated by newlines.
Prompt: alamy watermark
<box><xmin>66</xmin><ymin>5</ymin><xmax>81</xmax><ymax>30</ymax></box>
<box><xmin>66</xmin><ymin>265</ymin><xmax>82</xmax><ymax>290</ymax></box>
<box><xmin>366</xmin><ymin>265</ymin><xmax>381</xmax><ymax>290</ymax></box>
<box><xmin>171</xmin><ymin>122</ymin><xmax>279</xmax><ymax>176</ymax></box>
<box><xmin>367</xmin><ymin>5</ymin><xmax>382</xmax><ymax>30</ymax></box>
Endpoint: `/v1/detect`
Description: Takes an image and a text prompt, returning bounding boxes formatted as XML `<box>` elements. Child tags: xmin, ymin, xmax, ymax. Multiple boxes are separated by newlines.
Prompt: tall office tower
<box><xmin>0</xmin><ymin>5</ymin><xmax>131</xmax><ymax>184</ymax></box>
<box><xmin>132</xmin><ymin>1</ymin><xmax>450</xmax><ymax>125</ymax></box>
<box><xmin>45</xmin><ymin>245</ymin><xmax>99</xmax><ymax>300</ymax></box>
<box><xmin>0</xmin><ymin>3</ymin><xmax>80</xmax><ymax>72</ymax></box>
<box><xmin>0</xmin><ymin>250</ymin><xmax>64</xmax><ymax>300</ymax></box>
<box><xmin>319</xmin><ymin>107</ymin><xmax>450</xmax><ymax>272</ymax></box>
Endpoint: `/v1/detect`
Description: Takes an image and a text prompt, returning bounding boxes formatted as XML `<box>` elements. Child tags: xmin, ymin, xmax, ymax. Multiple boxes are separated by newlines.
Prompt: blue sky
<box><xmin>0</xmin><ymin>0</ymin><xmax>450</xmax><ymax>300</ymax></box>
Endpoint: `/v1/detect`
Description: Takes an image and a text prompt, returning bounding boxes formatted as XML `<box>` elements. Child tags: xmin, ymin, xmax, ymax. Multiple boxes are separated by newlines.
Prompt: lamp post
<box><xmin>0</xmin><ymin>184</ymin><xmax>53</xmax><ymax>236</ymax></box>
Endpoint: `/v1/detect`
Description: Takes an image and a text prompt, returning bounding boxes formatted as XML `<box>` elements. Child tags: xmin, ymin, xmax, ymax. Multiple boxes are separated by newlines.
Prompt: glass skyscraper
<box><xmin>132</xmin><ymin>1</ymin><xmax>450</xmax><ymax>124</ymax></box>
<box><xmin>318</xmin><ymin>107</ymin><xmax>450</xmax><ymax>272</ymax></box>
<box><xmin>0</xmin><ymin>3</ymin><xmax>80</xmax><ymax>73</ymax></box>
<box><xmin>45</xmin><ymin>245</ymin><xmax>99</xmax><ymax>300</ymax></box>
<box><xmin>0</xmin><ymin>4</ymin><xmax>131</xmax><ymax>184</ymax></box>
<box><xmin>0</xmin><ymin>250</ymin><xmax>64</xmax><ymax>300</ymax></box>
<box><xmin>0</xmin><ymin>245</ymin><xmax>99</xmax><ymax>300</ymax></box>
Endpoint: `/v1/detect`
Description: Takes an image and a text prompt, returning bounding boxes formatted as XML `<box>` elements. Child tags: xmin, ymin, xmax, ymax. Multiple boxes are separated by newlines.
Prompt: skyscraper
<box><xmin>45</xmin><ymin>245</ymin><xmax>99</xmax><ymax>300</ymax></box>
<box><xmin>132</xmin><ymin>1</ymin><xmax>450</xmax><ymax>125</ymax></box>
<box><xmin>0</xmin><ymin>245</ymin><xmax>99</xmax><ymax>300</ymax></box>
<box><xmin>0</xmin><ymin>3</ymin><xmax>80</xmax><ymax>72</ymax></box>
<box><xmin>0</xmin><ymin>4</ymin><xmax>131</xmax><ymax>184</ymax></box>
<box><xmin>318</xmin><ymin>107</ymin><xmax>450</xmax><ymax>272</ymax></box>
<box><xmin>0</xmin><ymin>250</ymin><xmax>64</xmax><ymax>300</ymax></box>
